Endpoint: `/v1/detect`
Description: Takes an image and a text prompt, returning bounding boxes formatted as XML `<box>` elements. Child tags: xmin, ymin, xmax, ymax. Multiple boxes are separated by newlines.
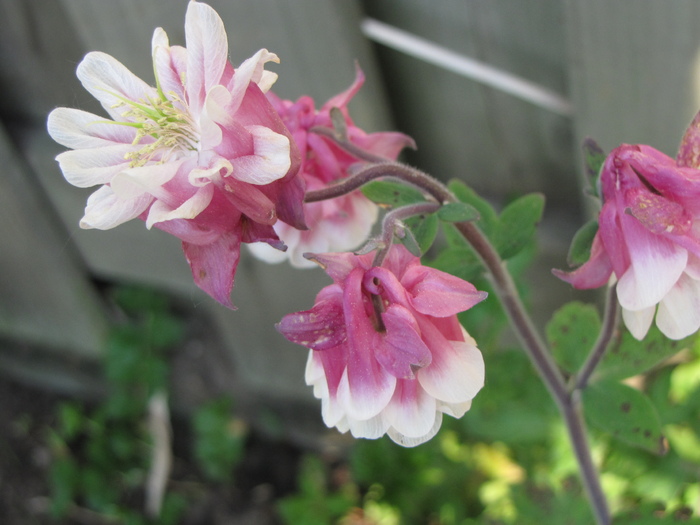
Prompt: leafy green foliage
<box><xmin>448</xmin><ymin>179</ymin><xmax>499</xmax><ymax>237</ymax></box>
<box><xmin>437</xmin><ymin>201</ymin><xmax>480</xmax><ymax>223</ymax></box>
<box><xmin>402</xmin><ymin>212</ymin><xmax>439</xmax><ymax>255</ymax></box>
<box><xmin>582</xmin><ymin>138</ymin><xmax>606</xmax><ymax>197</ymax></box>
<box><xmin>493</xmin><ymin>193</ymin><xmax>545</xmax><ymax>260</ymax></box>
<box><xmin>546</xmin><ymin>301</ymin><xmax>601</xmax><ymax>374</ymax></box>
<box><xmin>193</xmin><ymin>398</ymin><xmax>246</xmax><ymax>483</ymax></box>
<box><xmin>277</xmin><ymin>455</ymin><xmax>358</xmax><ymax>525</ymax></box>
<box><xmin>46</xmin><ymin>285</ymin><xmax>187</xmax><ymax>524</ymax></box>
<box><xmin>595</xmin><ymin>325</ymin><xmax>693</xmax><ymax>382</ymax></box>
<box><xmin>583</xmin><ymin>381</ymin><xmax>667</xmax><ymax>454</ymax></box>
<box><xmin>567</xmin><ymin>219</ymin><xmax>599</xmax><ymax>266</ymax></box>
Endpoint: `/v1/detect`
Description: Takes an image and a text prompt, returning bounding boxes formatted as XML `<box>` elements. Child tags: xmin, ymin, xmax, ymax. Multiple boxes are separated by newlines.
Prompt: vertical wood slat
<box><xmin>0</xmin><ymin>123</ymin><xmax>107</xmax><ymax>361</ymax></box>
<box><xmin>565</xmin><ymin>1</ymin><xmax>700</xmax><ymax>163</ymax></box>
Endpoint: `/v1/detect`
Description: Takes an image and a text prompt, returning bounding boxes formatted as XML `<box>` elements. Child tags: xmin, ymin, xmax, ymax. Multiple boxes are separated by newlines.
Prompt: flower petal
<box><xmin>230</xmin><ymin>125</ymin><xmax>291</xmax><ymax>185</ymax></box>
<box><xmin>656</xmin><ymin>273</ymin><xmax>700</xmax><ymax>339</ymax></box>
<box><xmin>55</xmin><ymin>144</ymin><xmax>139</xmax><ymax>188</ymax></box>
<box><xmin>182</xmin><ymin>229</ymin><xmax>241</xmax><ymax>308</ymax></box>
<box><xmin>76</xmin><ymin>51</ymin><xmax>156</xmax><ymax>121</ymax></box>
<box><xmin>384</xmin><ymin>379</ymin><xmax>438</xmax><ymax>439</ymax></box>
<box><xmin>616</xmin><ymin>212</ymin><xmax>687</xmax><ymax>311</ymax></box>
<box><xmin>184</xmin><ymin>1</ymin><xmax>228</xmax><ymax>114</ymax></box>
<box><xmin>378</xmin><ymin>304</ymin><xmax>432</xmax><ymax>379</ymax></box>
<box><xmin>146</xmin><ymin>184</ymin><xmax>214</xmax><ymax>228</ymax></box>
<box><xmin>621</xmin><ymin>305</ymin><xmax>656</xmax><ymax>340</ymax></box>
<box><xmin>80</xmin><ymin>185</ymin><xmax>152</xmax><ymax>230</ymax></box>
<box><xmin>47</xmin><ymin>108</ymin><xmax>136</xmax><ymax>149</ymax></box>
<box><xmin>402</xmin><ymin>265</ymin><xmax>488</xmax><ymax>317</ymax></box>
<box><xmin>387</xmin><ymin>412</ymin><xmax>442</xmax><ymax>448</ymax></box>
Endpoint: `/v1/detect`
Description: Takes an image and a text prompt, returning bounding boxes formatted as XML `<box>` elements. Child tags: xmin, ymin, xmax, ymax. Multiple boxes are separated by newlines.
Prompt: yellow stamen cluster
<box><xmin>112</xmin><ymin>91</ymin><xmax>198</xmax><ymax>168</ymax></box>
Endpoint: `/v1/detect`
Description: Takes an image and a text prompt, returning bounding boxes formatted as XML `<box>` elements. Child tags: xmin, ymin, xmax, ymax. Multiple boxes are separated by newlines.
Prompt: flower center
<box><xmin>112</xmin><ymin>90</ymin><xmax>198</xmax><ymax>168</ymax></box>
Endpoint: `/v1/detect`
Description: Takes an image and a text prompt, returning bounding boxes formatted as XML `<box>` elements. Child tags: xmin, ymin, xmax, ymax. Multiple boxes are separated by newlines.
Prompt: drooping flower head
<box><xmin>47</xmin><ymin>1</ymin><xmax>306</xmax><ymax>307</ymax></box>
<box><xmin>555</xmin><ymin>117</ymin><xmax>700</xmax><ymax>340</ymax></box>
<box><xmin>277</xmin><ymin>244</ymin><xmax>486</xmax><ymax>446</ymax></box>
<box><xmin>249</xmin><ymin>67</ymin><xmax>416</xmax><ymax>267</ymax></box>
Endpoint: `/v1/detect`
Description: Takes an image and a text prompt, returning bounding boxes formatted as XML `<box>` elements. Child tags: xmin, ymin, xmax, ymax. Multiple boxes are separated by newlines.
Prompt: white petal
<box><xmin>80</xmin><ymin>185</ymin><xmax>152</xmax><ymax>230</ymax></box>
<box><xmin>77</xmin><ymin>52</ymin><xmax>155</xmax><ymax>121</ymax></box>
<box><xmin>56</xmin><ymin>144</ymin><xmax>139</xmax><ymax>188</ymax></box>
<box><xmin>145</xmin><ymin>184</ymin><xmax>214</xmax><ymax>228</ymax></box>
<box><xmin>346</xmin><ymin>413</ymin><xmax>390</xmax><ymax>440</ymax></box>
<box><xmin>230</xmin><ymin>125</ymin><xmax>291</xmax><ymax>185</ymax></box>
<box><xmin>656</xmin><ymin>273</ymin><xmax>700</xmax><ymax>339</ymax></box>
<box><xmin>417</xmin><ymin>341</ymin><xmax>484</xmax><ymax>404</ymax></box>
<box><xmin>336</xmin><ymin>366</ymin><xmax>396</xmax><ymax>422</ymax></box>
<box><xmin>47</xmin><ymin>108</ymin><xmax>136</xmax><ymax>149</ymax></box>
<box><xmin>184</xmin><ymin>1</ymin><xmax>228</xmax><ymax>114</ymax></box>
<box><xmin>111</xmin><ymin>160</ymin><xmax>182</xmax><ymax>199</ymax></box>
<box><xmin>387</xmin><ymin>412</ymin><xmax>443</xmax><ymax>448</ymax></box>
<box><xmin>383</xmin><ymin>382</ymin><xmax>437</xmax><ymax>439</ymax></box>
<box><xmin>621</xmin><ymin>305</ymin><xmax>656</xmax><ymax>340</ymax></box>
<box><xmin>617</xmin><ymin>214</ymin><xmax>687</xmax><ymax>311</ymax></box>
<box><xmin>246</xmin><ymin>242</ymin><xmax>289</xmax><ymax>265</ymax></box>
<box><xmin>188</xmin><ymin>157</ymin><xmax>232</xmax><ymax>187</ymax></box>
<box><xmin>438</xmin><ymin>399</ymin><xmax>472</xmax><ymax>419</ymax></box>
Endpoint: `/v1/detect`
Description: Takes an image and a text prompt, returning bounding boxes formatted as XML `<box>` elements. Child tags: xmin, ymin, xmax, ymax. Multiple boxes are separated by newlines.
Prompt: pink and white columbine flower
<box><xmin>248</xmin><ymin>68</ymin><xmax>415</xmax><ymax>268</ymax></box>
<box><xmin>47</xmin><ymin>1</ymin><xmax>305</xmax><ymax>307</ymax></box>
<box><xmin>554</xmin><ymin>122</ymin><xmax>700</xmax><ymax>340</ymax></box>
<box><xmin>277</xmin><ymin>245</ymin><xmax>486</xmax><ymax>446</ymax></box>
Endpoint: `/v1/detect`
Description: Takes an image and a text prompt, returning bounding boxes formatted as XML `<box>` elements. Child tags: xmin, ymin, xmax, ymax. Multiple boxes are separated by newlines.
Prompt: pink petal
<box><xmin>552</xmin><ymin>233</ymin><xmax>613</xmax><ymax>289</ymax></box>
<box><xmin>276</xmin><ymin>290</ymin><xmax>347</xmax><ymax>351</ymax></box>
<box><xmin>625</xmin><ymin>187</ymin><xmax>691</xmax><ymax>236</ymax></box>
<box><xmin>378</xmin><ymin>305</ymin><xmax>432</xmax><ymax>379</ymax></box>
<box><xmin>336</xmin><ymin>268</ymin><xmax>396</xmax><ymax>420</ymax></box>
<box><xmin>182</xmin><ymin>230</ymin><xmax>241</xmax><ymax>308</ymax></box>
<box><xmin>228</xmin><ymin>49</ymin><xmax>280</xmax><ymax>113</ymax></box>
<box><xmin>677</xmin><ymin>110</ymin><xmax>700</xmax><ymax>169</ymax></box>
<box><xmin>111</xmin><ymin>160</ymin><xmax>184</xmax><ymax>200</ymax></box>
<box><xmin>616</xmin><ymin>212</ymin><xmax>687</xmax><ymax>311</ymax></box>
<box><xmin>402</xmin><ymin>265</ymin><xmax>487</xmax><ymax>317</ymax></box>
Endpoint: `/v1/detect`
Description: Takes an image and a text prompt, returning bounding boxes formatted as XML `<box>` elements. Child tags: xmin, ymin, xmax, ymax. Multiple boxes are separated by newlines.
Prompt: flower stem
<box><xmin>303</xmin><ymin>139</ymin><xmax>611</xmax><ymax>523</ymax></box>
<box><xmin>573</xmin><ymin>284</ymin><xmax>620</xmax><ymax>391</ymax></box>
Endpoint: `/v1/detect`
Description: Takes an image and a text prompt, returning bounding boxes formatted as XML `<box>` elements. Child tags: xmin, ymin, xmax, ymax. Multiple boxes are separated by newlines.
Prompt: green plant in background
<box><xmin>46</xmin><ymin>285</ymin><xmax>186</xmax><ymax>524</ymax></box>
<box><xmin>192</xmin><ymin>397</ymin><xmax>246</xmax><ymax>483</ymax></box>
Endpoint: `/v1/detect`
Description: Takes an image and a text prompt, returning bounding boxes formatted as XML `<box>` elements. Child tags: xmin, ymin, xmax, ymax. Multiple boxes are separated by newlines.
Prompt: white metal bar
<box><xmin>361</xmin><ymin>18</ymin><xmax>574</xmax><ymax>117</ymax></box>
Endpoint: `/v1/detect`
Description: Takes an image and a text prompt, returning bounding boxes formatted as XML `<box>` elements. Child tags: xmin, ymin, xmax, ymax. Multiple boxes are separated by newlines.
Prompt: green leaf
<box><xmin>494</xmin><ymin>193</ymin><xmax>545</xmax><ymax>260</ymax></box>
<box><xmin>567</xmin><ymin>220</ymin><xmax>598</xmax><ymax>267</ymax></box>
<box><xmin>583</xmin><ymin>380</ymin><xmax>667</xmax><ymax>454</ymax></box>
<box><xmin>361</xmin><ymin>180</ymin><xmax>427</xmax><ymax>207</ymax></box>
<box><xmin>403</xmin><ymin>213</ymin><xmax>439</xmax><ymax>255</ymax></box>
<box><xmin>428</xmin><ymin>246</ymin><xmax>483</xmax><ymax>282</ymax></box>
<box><xmin>436</xmin><ymin>202</ymin><xmax>480</xmax><ymax>223</ymax></box>
<box><xmin>582</xmin><ymin>138</ymin><xmax>606</xmax><ymax>197</ymax></box>
<box><xmin>447</xmin><ymin>179</ymin><xmax>498</xmax><ymax>236</ymax></box>
<box><xmin>595</xmin><ymin>325</ymin><xmax>692</xmax><ymax>382</ymax></box>
<box><xmin>545</xmin><ymin>302</ymin><xmax>601</xmax><ymax>373</ymax></box>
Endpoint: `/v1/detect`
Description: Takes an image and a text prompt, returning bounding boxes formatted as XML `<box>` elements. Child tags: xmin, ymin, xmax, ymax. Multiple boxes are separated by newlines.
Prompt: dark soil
<box><xmin>0</xmin><ymin>373</ymin><xmax>305</xmax><ymax>525</ymax></box>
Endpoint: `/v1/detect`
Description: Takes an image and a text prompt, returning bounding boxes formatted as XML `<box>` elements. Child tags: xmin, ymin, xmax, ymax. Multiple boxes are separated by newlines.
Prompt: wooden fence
<box><xmin>2</xmin><ymin>0</ymin><xmax>700</xmax><ymax>435</ymax></box>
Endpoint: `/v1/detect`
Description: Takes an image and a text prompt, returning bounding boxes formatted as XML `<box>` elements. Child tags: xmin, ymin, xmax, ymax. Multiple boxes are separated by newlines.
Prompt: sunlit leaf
<box><xmin>583</xmin><ymin>381</ymin><xmax>667</xmax><ymax>454</ymax></box>
<box><xmin>546</xmin><ymin>301</ymin><xmax>601</xmax><ymax>373</ymax></box>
